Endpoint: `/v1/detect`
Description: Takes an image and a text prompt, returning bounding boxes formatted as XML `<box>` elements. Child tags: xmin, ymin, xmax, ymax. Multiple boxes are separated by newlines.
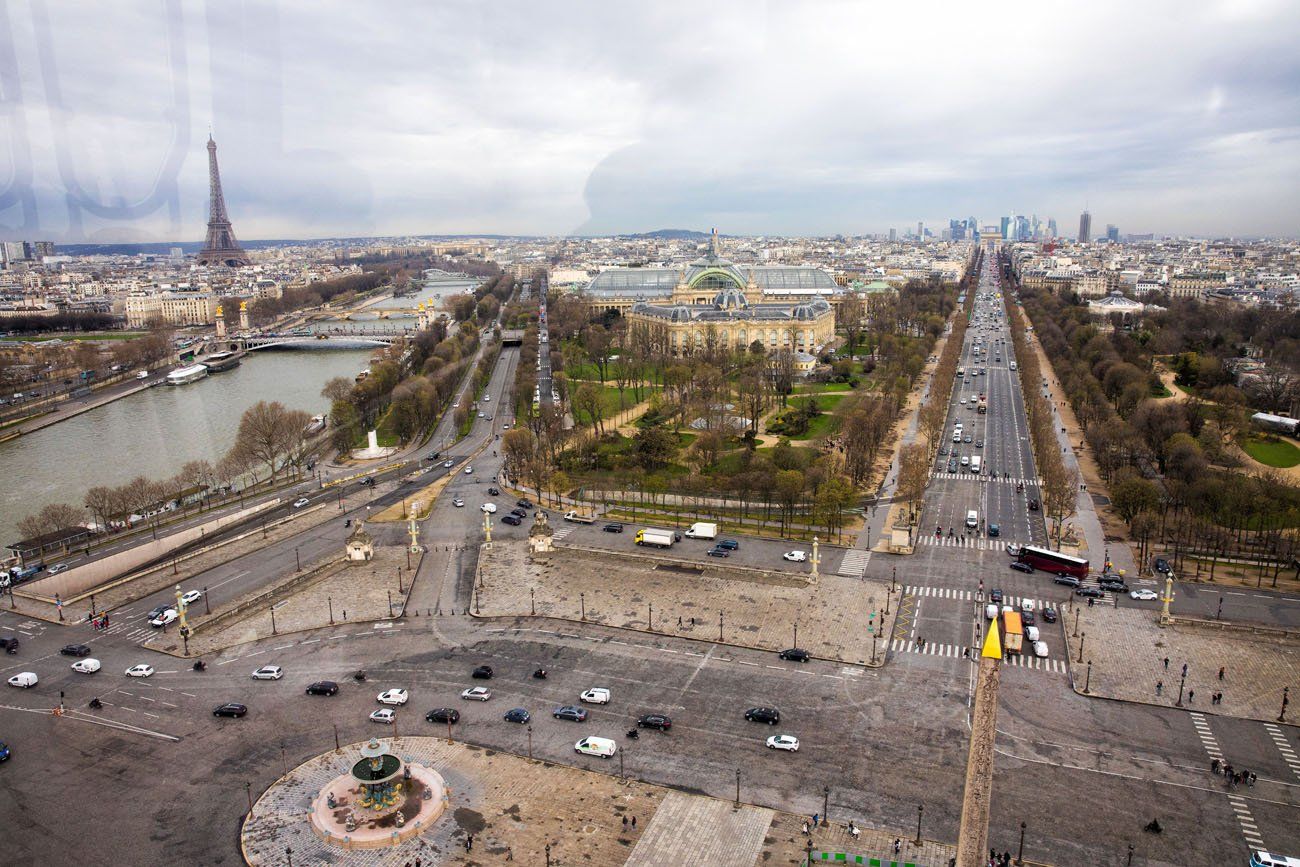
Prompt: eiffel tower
<box><xmin>195</xmin><ymin>135</ymin><xmax>250</xmax><ymax>267</ymax></box>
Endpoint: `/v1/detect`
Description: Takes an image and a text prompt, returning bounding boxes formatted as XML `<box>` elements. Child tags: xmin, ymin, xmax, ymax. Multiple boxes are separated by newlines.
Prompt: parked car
<box><xmin>1130</xmin><ymin>589</ymin><xmax>1159</xmax><ymax>601</ymax></box>
<box><xmin>553</xmin><ymin>705</ymin><xmax>588</xmax><ymax>722</ymax></box>
<box><xmin>766</xmin><ymin>735</ymin><xmax>800</xmax><ymax>752</ymax></box>
<box><xmin>779</xmin><ymin>648</ymin><xmax>810</xmax><ymax>662</ymax></box>
<box><xmin>213</xmin><ymin>702</ymin><xmax>248</xmax><ymax>718</ymax></box>
<box><xmin>716</xmin><ymin>539</ymin><xmax>739</xmax><ymax>551</ymax></box>
<box><xmin>472</xmin><ymin>665</ymin><xmax>494</xmax><ymax>679</ymax></box>
<box><xmin>637</xmin><ymin>713</ymin><xmax>672</xmax><ymax>731</ymax></box>
<box><xmin>501</xmin><ymin>515</ymin><xmax>522</xmax><ymax>525</ymax></box>
<box><xmin>306</xmin><ymin>681</ymin><xmax>339</xmax><ymax>696</ymax></box>
<box><xmin>603</xmin><ymin>522</ymin><xmax>624</xmax><ymax>533</ymax></box>
<box><xmin>251</xmin><ymin>665</ymin><xmax>283</xmax><ymax>680</ymax></box>
<box><xmin>744</xmin><ymin>707</ymin><xmax>780</xmax><ymax>725</ymax></box>
<box><xmin>503</xmin><ymin>707</ymin><xmax>531</xmax><ymax>724</ymax></box>
<box><xmin>509</xmin><ymin>508</ymin><xmax>527</xmax><ymax>518</ymax></box>
<box><xmin>705</xmin><ymin>547</ymin><xmax>730</xmax><ymax>558</ymax></box>
<box><xmin>461</xmin><ymin>686</ymin><xmax>492</xmax><ymax>701</ymax></box>
<box><xmin>61</xmin><ymin>644</ymin><xmax>92</xmax><ymax>657</ymax></box>
<box><xmin>426</xmin><ymin>707</ymin><xmax>460</xmax><ymax>724</ymax></box>
<box><xmin>782</xmin><ymin>551</ymin><xmax>807</xmax><ymax>562</ymax></box>
<box><xmin>516</xmin><ymin>499</ymin><xmax>533</xmax><ymax>509</ymax></box>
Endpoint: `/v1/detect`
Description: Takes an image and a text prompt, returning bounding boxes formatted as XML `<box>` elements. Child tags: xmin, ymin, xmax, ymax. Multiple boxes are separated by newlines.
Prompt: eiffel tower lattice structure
<box><xmin>195</xmin><ymin>135</ymin><xmax>250</xmax><ymax>267</ymax></box>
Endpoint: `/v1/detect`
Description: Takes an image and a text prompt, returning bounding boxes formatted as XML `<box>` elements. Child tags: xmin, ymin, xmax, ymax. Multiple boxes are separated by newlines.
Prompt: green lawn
<box><xmin>789</xmin><ymin>410</ymin><xmax>840</xmax><ymax>441</ymax></box>
<box><xmin>1242</xmin><ymin>436</ymin><xmax>1300</xmax><ymax>468</ymax></box>
<box><xmin>795</xmin><ymin>381</ymin><xmax>855</xmax><ymax>393</ymax></box>
<box><xmin>1150</xmin><ymin>382</ymin><xmax>1172</xmax><ymax>398</ymax></box>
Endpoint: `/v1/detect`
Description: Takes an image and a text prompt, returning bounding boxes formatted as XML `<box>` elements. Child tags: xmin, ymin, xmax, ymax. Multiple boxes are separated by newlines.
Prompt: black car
<box><xmin>1099</xmin><ymin>580</ymin><xmax>1129</xmax><ymax>593</ymax></box>
<box><xmin>60</xmin><ymin>644</ymin><xmax>92</xmax><ymax>657</ymax></box>
<box><xmin>213</xmin><ymin>703</ymin><xmax>248</xmax><ymax>718</ymax></box>
<box><xmin>744</xmin><ymin>707</ymin><xmax>780</xmax><ymax>725</ymax></box>
<box><xmin>603</xmin><ymin>522</ymin><xmax>624</xmax><ymax>533</ymax></box>
<box><xmin>488</xmin><ymin>487</ymin><xmax>500</xmax><ymax>496</ymax></box>
<box><xmin>989</xmin><ymin>588</ymin><xmax>1004</xmax><ymax>604</ymax></box>
<box><xmin>504</xmin><ymin>707</ymin><xmax>530</xmax><ymax>724</ymax></box>
<box><xmin>426</xmin><ymin>452</ymin><xmax>441</xmax><ymax>461</ymax></box>
<box><xmin>938</xmin><ymin>445</ymin><xmax>950</xmax><ymax>456</ymax></box>
<box><xmin>1010</xmin><ymin>562</ymin><xmax>1034</xmax><ymax>574</ymax></box>
<box><xmin>502</xmin><ymin>515</ymin><xmax>522</xmax><ymax>526</ymax></box>
<box><xmin>1041</xmin><ymin>606</ymin><xmax>1058</xmax><ymax>624</ymax></box>
<box><xmin>1075</xmin><ymin>586</ymin><xmax>1105</xmax><ymax>599</ymax></box>
<box><xmin>1028</xmin><ymin>498</ymin><xmax>1040</xmax><ymax>511</ymax></box>
<box><xmin>0</xmin><ymin>637</ymin><xmax>18</xmax><ymax>655</ymax></box>
<box><xmin>987</xmin><ymin>523</ymin><xmax>1000</xmax><ymax>538</ymax></box>
<box><xmin>705</xmin><ymin>547</ymin><xmax>730</xmax><ymax>558</ymax></box>
<box><xmin>516</xmin><ymin>499</ymin><xmax>534</xmax><ymax>509</ymax></box>
<box><xmin>360</xmin><ymin>477</ymin><xmax>377</xmax><ymax>487</ymax></box>
<box><xmin>716</xmin><ymin>539</ymin><xmax>739</xmax><ymax>551</ymax></box>
<box><xmin>778</xmin><ymin>648</ymin><xmax>809</xmax><ymax>662</ymax></box>
<box><xmin>553</xmin><ymin>705</ymin><xmax>588</xmax><ymax>722</ymax></box>
<box><xmin>1053</xmin><ymin>574</ymin><xmax>1081</xmax><ymax>588</ymax></box>
<box><xmin>426</xmin><ymin>707</ymin><xmax>460</xmax><ymax>724</ymax></box>
<box><xmin>147</xmin><ymin>605</ymin><xmax>171</xmax><ymax>620</ymax></box>
<box><xmin>637</xmin><ymin>713</ymin><xmax>672</xmax><ymax>731</ymax></box>
<box><xmin>1154</xmin><ymin>557</ymin><xmax>1171</xmax><ymax>574</ymax></box>
<box><xmin>472</xmin><ymin>665</ymin><xmax>494</xmax><ymax>679</ymax></box>
<box><xmin>947</xmin><ymin>459</ymin><xmax>958</xmax><ymax>472</ymax></box>
<box><xmin>510</xmin><ymin>508</ymin><xmax>527</xmax><ymax>518</ymax></box>
<box><xmin>1021</xmin><ymin>611</ymin><xmax>1036</xmax><ymax>627</ymax></box>
<box><xmin>305</xmin><ymin>681</ymin><xmax>339</xmax><ymax>696</ymax></box>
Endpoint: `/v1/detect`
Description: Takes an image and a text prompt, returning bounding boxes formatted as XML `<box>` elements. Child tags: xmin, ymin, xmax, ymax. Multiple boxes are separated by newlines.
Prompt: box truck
<box><xmin>683</xmin><ymin>522</ymin><xmax>718</xmax><ymax>540</ymax></box>
<box><xmin>635</xmin><ymin>528</ymin><xmax>676</xmax><ymax>548</ymax></box>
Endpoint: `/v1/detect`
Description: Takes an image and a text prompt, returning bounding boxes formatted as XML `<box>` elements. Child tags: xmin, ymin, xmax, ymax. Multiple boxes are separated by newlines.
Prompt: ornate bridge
<box><xmin>227</xmin><ymin>328</ymin><xmax>416</xmax><ymax>352</ymax></box>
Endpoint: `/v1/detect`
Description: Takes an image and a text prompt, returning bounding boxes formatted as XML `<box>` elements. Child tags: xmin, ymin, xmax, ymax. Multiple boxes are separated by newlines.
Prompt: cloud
<box><xmin>0</xmin><ymin>0</ymin><xmax>1297</xmax><ymax>242</ymax></box>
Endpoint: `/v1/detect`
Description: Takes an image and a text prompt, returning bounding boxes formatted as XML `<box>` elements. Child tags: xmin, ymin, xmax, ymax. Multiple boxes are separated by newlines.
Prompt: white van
<box><xmin>7</xmin><ymin>671</ymin><xmax>38</xmax><ymax>688</ymax></box>
<box><xmin>970</xmin><ymin>456</ymin><xmax>982</xmax><ymax>474</ymax></box>
<box><xmin>966</xmin><ymin>510</ymin><xmax>978</xmax><ymax>529</ymax></box>
<box><xmin>1250</xmin><ymin>852</ymin><xmax>1300</xmax><ymax>867</ymax></box>
<box><xmin>71</xmin><ymin>658</ymin><xmax>101</xmax><ymax>674</ymax></box>
<box><xmin>960</xmin><ymin>455</ymin><xmax>970</xmax><ymax>468</ymax></box>
<box><xmin>574</xmin><ymin>736</ymin><xmax>617</xmax><ymax>758</ymax></box>
<box><xmin>1010</xmin><ymin>361</ymin><xmax>1018</xmax><ymax>370</ymax></box>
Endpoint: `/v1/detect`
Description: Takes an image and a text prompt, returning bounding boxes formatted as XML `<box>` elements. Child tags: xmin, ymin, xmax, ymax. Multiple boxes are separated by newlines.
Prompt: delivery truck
<box><xmin>683</xmin><ymin>522</ymin><xmax>718</xmax><ymax>540</ymax></box>
<box><xmin>634</xmin><ymin>528</ymin><xmax>676</xmax><ymax>548</ymax></box>
<box><xmin>563</xmin><ymin>510</ymin><xmax>597</xmax><ymax>524</ymax></box>
<box><xmin>1001</xmin><ymin>610</ymin><xmax>1024</xmax><ymax>655</ymax></box>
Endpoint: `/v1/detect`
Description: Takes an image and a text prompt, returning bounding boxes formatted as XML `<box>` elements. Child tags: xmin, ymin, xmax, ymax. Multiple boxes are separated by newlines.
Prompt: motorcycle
<box><xmin>353</xmin><ymin>670</ymin><xmax>367</xmax><ymax>682</ymax></box>
<box><xmin>345</xmin><ymin>519</ymin><xmax>352</xmax><ymax>528</ymax></box>
<box><xmin>532</xmin><ymin>668</ymin><xmax>547</xmax><ymax>679</ymax></box>
<box><xmin>625</xmin><ymin>728</ymin><xmax>640</xmax><ymax>740</ymax></box>
<box><xmin>193</xmin><ymin>660</ymin><xmax>206</xmax><ymax>672</ymax></box>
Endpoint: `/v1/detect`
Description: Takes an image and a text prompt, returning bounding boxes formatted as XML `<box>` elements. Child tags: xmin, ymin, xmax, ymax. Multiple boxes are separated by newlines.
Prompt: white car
<box><xmin>149</xmin><ymin>609</ymin><xmax>178</xmax><ymax>628</ymax></box>
<box><xmin>461</xmin><ymin>686</ymin><xmax>492</xmax><ymax>701</ymax></box>
<box><xmin>453</xmin><ymin>498</ymin><xmax>465</xmax><ymax>508</ymax></box>
<box><xmin>125</xmin><ymin>664</ymin><xmax>155</xmax><ymax>678</ymax></box>
<box><xmin>477</xmin><ymin>411</ymin><xmax>485</xmax><ymax>419</ymax></box>
<box><xmin>766</xmin><ymin>735</ymin><xmax>800</xmax><ymax>752</ymax></box>
<box><xmin>180</xmin><ymin>590</ymin><xmax>203</xmax><ymax>606</ymax></box>
<box><xmin>985</xmin><ymin>603</ymin><xmax>999</xmax><ymax>620</ymax></box>
<box><xmin>481</xmin><ymin>503</ymin><xmax>497</xmax><ymax>514</ymax></box>
<box><xmin>1020</xmin><ymin>600</ymin><xmax>1034</xmax><ymax>614</ymax></box>
<box><xmin>47</xmin><ymin>563</ymin><xmax>70</xmax><ymax>575</ymax></box>
<box><xmin>443</xmin><ymin>460</ymin><xmax>454</xmax><ymax>468</ymax></box>
<box><xmin>580</xmin><ymin>687</ymin><xmax>611</xmax><ymax>705</ymax></box>
<box><xmin>1025</xmin><ymin>626</ymin><xmax>1040</xmax><ymax>643</ymax></box>
<box><xmin>71</xmin><ymin>658</ymin><xmax>101</xmax><ymax>674</ymax></box>
<box><xmin>251</xmin><ymin>665</ymin><xmax>283</xmax><ymax>680</ymax></box>
<box><xmin>376</xmin><ymin>688</ymin><xmax>409</xmax><ymax>706</ymax></box>
<box><xmin>293</xmin><ymin>497</ymin><xmax>310</xmax><ymax>509</ymax></box>
<box><xmin>1130</xmin><ymin>589</ymin><xmax>1159</xmax><ymax>601</ymax></box>
<box><xmin>464</xmin><ymin>466</ymin><xmax>473</xmax><ymax>474</ymax></box>
<box><xmin>1032</xmin><ymin>641</ymin><xmax>1049</xmax><ymax>658</ymax></box>
<box><xmin>782</xmin><ymin>551</ymin><xmax>807</xmax><ymax>562</ymax></box>
<box><xmin>370</xmin><ymin>708</ymin><xmax>396</xmax><ymax>724</ymax></box>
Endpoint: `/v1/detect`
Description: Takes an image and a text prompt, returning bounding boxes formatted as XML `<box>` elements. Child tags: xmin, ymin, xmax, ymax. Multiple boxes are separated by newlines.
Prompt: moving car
<box><xmin>580</xmin><ymin>687</ymin><xmax>611</xmax><ymax>704</ymax></box>
<box><xmin>147</xmin><ymin>605</ymin><xmax>171</xmax><ymax>620</ymax></box>
<box><xmin>487</xmin><ymin>487</ymin><xmax>500</xmax><ymax>496</ymax></box>
<box><xmin>426</xmin><ymin>452</ymin><xmax>441</xmax><ymax>462</ymax></box>
<box><xmin>61</xmin><ymin>644</ymin><xmax>92</xmax><ymax>657</ymax></box>
<box><xmin>744</xmin><ymin>707</ymin><xmax>780</xmax><ymax>725</ymax></box>
<box><xmin>1130</xmin><ymin>589</ymin><xmax>1159</xmax><ymax>601</ymax></box>
<box><xmin>71</xmin><ymin>658</ymin><xmax>101</xmax><ymax>674</ymax></box>
<box><xmin>47</xmin><ymin>563</ymin><xmax>69</xmax><ymax>575</ymax></box>
<box><xmin>481</xmin><ymin>503</ymin><xmax>497</xmax><ymax>514</ymax></box>
<box><xmin>705</xmin><ymin>546</ymin><xmax>730</xmax><ymax>558</ymax></box>
<box><xmin>988</xmin><ymin>523</ymin><xmax>1000</xmax><ymax>537</ymax></box>
<box><xmin>251</xmin><ymin>665</ymin><xmax>283</xmax><ymax>680</ymax></box>
<box><xmin>1032</xmin><ymin>641</ymin><xmax>1049</xmax><ymax>658</ymax></box>
<box><xmin>553</xmin><ymin>705</ymin><xmax>588</xmax><ymax>722</ymax></box>
<box><xmin>292</xmin><ymin>497</ymin><xmax>310</xmax><ymax>509</ymax></box>
<box><xmin>766</xmin><ymin>735</ymin><xmax>800</xmax><ymax>752</ymax></box>
<box><xmin>1154</xmin><ymin>557</ymin><xmax>1172</xmax><ymax>575</ymax></box>
<box><xmin>7</xmin><ymin>672</ymin><xmax>37</xmax><ymax>688</ymax></box>
<box><xmin>443</xmin><ymin>460</ymin><xmax>454</xmax><ymax>468</ymax></box>
<box><xmin>453</xmin><ymin>498</ymin><xmax>465</xmax><ymax>508</ymax></box>
<box><xmin>637</xmin><ymin>713</ymin><xmax>672</xmax><ymax>731</ymax></box>
<box><xmin>779</xmin><ymin>648</ymin><xmax>810</xmax><ymax>662</ymax></box>
<box><xmin>376</xmin><ymin>688</ymin><xmax>409</xmax><ymax>706</ymax></box>
<box><xmin>370</xmin><ymin>708</ymin><xmax>396</xmax><ymax>724</ymax></box>
<box><xmin>180</xmin><ymin>589</ymin><xmax>203</xmax><ymax>606</ymax></box>
<box><xmin>461</xmin><ymin>686</ymin><xmax>492</xmax><ymax>701</ymax></box>
<box><xmin>426</xmin><ymin>707</ymin><xmax>459</xmax><ymax>724</ymax></box>
<box><xmin>0</xmin><ymin>741</ymin><xmax>9</xmax><ymax>761</ymax></box>
<box><xmin>472</xmin><ymin>665</ymin><xmax>494</xmax><ymax>679</ymax></box>
<box><xmin>1053</xmin><ymin>574</ymin><xmax>1081</xmax><ymax>588</ymax></box>
<box><xmin>503</xmin><ymin>707</ymin><xmax>531</xmax><ymax>723</ymax></box>
<box><xmin>501</xmin><ymin>515</ymin><xmax>522</xmax><ymax>525</ymax></box>
<box><xmin>1075</xmin><ymin>586</ymin><xmax>1104</xmax><ymax>599</ymax></box>
<box><xmin>1099</xmin><ymin>578</ymin><xmax>1129</xmax><ymax>593</ymax></box>
<box><xmin>306</xmin><ymin>681</ymin><xmax>339</xmax><ymax>696</ymax></box>
<box><xmin>1028</xmin><ymin>498</ymin><xmax>1040</xmax><ymax>511</ymax></box>
<box><xmin>575</xmin><ymin>736</ymin><xmax>617</xmax><ymax>758</ymax></box>
<box><xmin>782</xmin><ymin>551</ymin><xmax>807</xmax><ymax>562</ymax></box>
<box><xmin>149</xmin><ymin>609</ymin><xmax>178</xmax><ymax>628</ymax></box>
<box><xmin>213</xmin><ymin>702</ymin><xmax>247</xmax><ymax>718</ymax></box>
<box><xmin>464</xmin><ymin>466</ymin><xmax>473</xmax><ymax>474</ymax></box>
<box><xmin>125</xmin><ymin>664</ymin><xmax>154</xmax><ymax>678</ymax></box>
<box><xmin>1010</xmin><ymin>561</ymin><xmax>1034</xmax><ymax>574</ymax></box>
<box><xmin>1041</xmin><ymin>606</ymin><xmax>1058</xmax><ymax>623</ymax></box>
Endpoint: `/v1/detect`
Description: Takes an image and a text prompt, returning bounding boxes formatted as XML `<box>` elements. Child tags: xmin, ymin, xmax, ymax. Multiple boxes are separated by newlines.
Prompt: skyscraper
<box><xmin>1106</xmin><ymin>224</ymin><xmax>1120</xmax><ymax>243</ymax></box>
<box><xmin>196</xmin><ymin>135</ymin><xmax>251</xmax><ymax>267</ymax></box>
<box><xmin>1078</xmin><ymin>210</ymin><xmax>1092</xmax><ymax>243</ymax></box>
<box><xmin>1047</xmin><ymin>218</ymin><xmax>1058</xmax><ymax>238</ymax></box>
<box><xmin>917</xmin><ymin>221</ymin><xmax>924</xmax><ymax>240</ymax></box>
<box><xmin>888</xmin><ymin>228</ymin><xmax>896</xmax><ymax>242</ymax></box>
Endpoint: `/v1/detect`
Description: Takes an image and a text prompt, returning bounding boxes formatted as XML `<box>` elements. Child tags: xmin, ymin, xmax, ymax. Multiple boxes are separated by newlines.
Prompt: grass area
<box><xmin>795</xmin><ymin>381</ymin><xmax>855</xmax><ymax>393</ymax></box>
<box><xmin>1150</xmin><ymin>382</ymin><xmax>1173</xmax><ymax>398</ymax></box>
<box><xmin>789</xmin><ymin>411</ymin><xmax>840</xmax><ymax>441</ymax></box>
<box><xmin>1242</xmin><ymin>436</ymin><xmax>1300</xmax><ymax>468</ymax></box>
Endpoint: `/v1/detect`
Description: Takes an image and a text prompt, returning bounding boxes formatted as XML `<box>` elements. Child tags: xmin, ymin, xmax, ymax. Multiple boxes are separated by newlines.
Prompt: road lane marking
<box><xmin>215</xmin><ymin>658</ymin><xmax>240</xmax><ymax>666</ymax></box>
<box><xmin>180</xmin><ymin>692</ymin><xmax>196</xmax><ymax>698</ymax></box>
<box><xmin>274</xmin><ymin>645</ymin><xmax>294</xmax><ymax>651</ymax></box>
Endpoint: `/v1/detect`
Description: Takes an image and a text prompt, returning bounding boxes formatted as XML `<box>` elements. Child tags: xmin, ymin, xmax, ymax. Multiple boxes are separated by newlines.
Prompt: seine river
<box><xmin>0</xmin><ymin>347</ymin><xmax>371</xmax><ymax>546</ymax></box>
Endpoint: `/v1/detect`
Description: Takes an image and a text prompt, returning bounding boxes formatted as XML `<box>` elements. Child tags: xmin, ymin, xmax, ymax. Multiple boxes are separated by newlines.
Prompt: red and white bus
<box><xmin>1017</xmin><ymin>545</ymin><xmax>1089</xmax><ymax>578</ymax></box>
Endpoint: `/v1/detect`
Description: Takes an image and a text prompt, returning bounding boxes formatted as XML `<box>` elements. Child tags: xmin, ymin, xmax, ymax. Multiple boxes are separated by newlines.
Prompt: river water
<box><xmin>0</xmin><ymin>347</ymin><xmax>371</xmax><ymax>546</ymax></box>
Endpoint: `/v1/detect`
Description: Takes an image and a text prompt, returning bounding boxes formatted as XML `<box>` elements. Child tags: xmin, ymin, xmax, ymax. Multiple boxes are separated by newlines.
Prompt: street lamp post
<box><xmin>270</xmin><ymin>606</ymin><xmax>277</xmax><ymax>635</ymax></box>
<box><xmin>794</xmin><ymin>621</ymin><xmax>799</xmax><ymax>648</ymax></box>
<box><xmin>1216</xmin><ymin>595</ymin><xmax>1223</xmax><ymax>620</ymax></box>
<box><xmin>530</xmin><ymin>587</ymin><xmax>535</xmax><ymax>615</ymax></box>
<box><xmin>1073</xmin><ymin>608</ymin><xmax>1080</xmax><ymax>637</ymax></box>
<box><xmin>1084</xmin><ymin>660</ymin><xmax>1092</xmax><ymax>693</ymax></box>
<box><xmin>1077</xmin><ymin>631</ymin><xmax>1085</xmax><ymax>664</ymax></box>
<box><xmin>1281</xmin><ymin>686</ymin><xmax>1290</xmax><ymax>722</ymax></box>
<box><xmin>719</xmin><ymin>610</ymin><xmax>724</xmax><ymax>642</ymax></box>
<box><xmin>328</xmin><ymin>596</ymin><xmax>334</xmax><ymax>624</ymax></box>
<box><xmin>914</xmin><ymin>803</ymin><xmax>924</xmax><ymax>845</ymax></box>
<box><xmin>398</xmin><ymin>567</ymin><xmax>404</xmax><ymax>594</ymax></box>
<box><xmin>580</xmin><ymin>592</ymin><xmax>585</xmax><ymax>620</ymax></box>
<box><xmin>1016</xmin><ymin>821</ymin><xmax>1026</xmax><ymax>865</ymax></box>
<box><xmin>1176</xmin><ymin>673</ymin><xmax>1187</xmax><ymax>707</ymax></box>
<box><xmin>245</xmin><ymin>781</ymin><xmax>254</xmax><ymax>817</ymax></box>
<box><xmin>295</xmin><ymin>548</ymin><xmax>301</xmax><ymax>572</ymax></box>
<box><xmin>204</xmin><ymin>588</ymin><xmax>211</xmax><ymax>615</ymax></box>
<box><xmin>822</xmin><ymin>786</ymin><xmax>829</xmax><ymax>826</ymax></box>
<box><xmin>735</xmin><ymin>769</ymin><xmax>741</xmax><ymax>807</ymax></box>
<box><xmin>648</xmin><ymin>602</ymin><xmax>653</xmax><ymax>631</ymax></box>
<box><xmin>527</xmin><ymin>724</ymin><xmax>533</xmax><ymax>760</ymax></box>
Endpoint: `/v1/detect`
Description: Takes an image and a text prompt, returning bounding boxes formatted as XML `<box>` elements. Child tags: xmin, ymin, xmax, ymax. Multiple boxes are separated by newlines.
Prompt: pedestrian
<box><xmin>622</xmin><ymin>816</ymin><xmax>628</xmax><ymax>830</ymax></box>
<box><xmin>1188</xmin><ymin>689</ymin><xmax>1194</xmax><ymax>704</ymax></box>
<box><xmin>506</xmin><ymin>847</ymin><xmax>513</xmax><ymax>860</ymax></box>
<box><xmin>465</xmin><ymin>835</ymin><xmax>473</xmax><ymax>851</ymax></box>
<box><xmin>1156</xmin><ymin>680</ymin><xmax>1163</xmax><ymax>696</ymax></box>
<box><xmin>677</xmin><ymin>616</ymin><xmax>682</xmax><ymax>627</ymax></box>
<box><xmin>1211</xmin><ymin>758</ymin><xmax>1220</xmax><ymax>774</ymax></box>
<box><xmin>631</xmin><ymin>816</ymin><xmax>636</xmax><ymax>829</ymax></box>
<box><xmin>1250</xmin><ymin>772</ymin><xmax>1257</xmax><ymax>787</ymax></box>
<box><xmin>1182</xmin><ymin>662</ymin><xmax>1188</xmax><ymax>677</ymax></box>
<box><xmin>894</xmin><ymin>838</ymin><xmax>902</xmax><ymax>854</ymax></box>
<box><xmin>1218</xmin><ymin>666</ymin><xmax>1225</xmax><ymax>681</ymax></box>
<box><xmin>813</xmin><ymin>813</ymin><xmax>819</xmax><ymax>827</ymax></box>
<box><xmin>1163</xmin><ymin>657</ymin><xmax>1169</xmax><ymax>670</ymax></box>
<box><xmin>802</xmin><ymin>822</ymin><xmax>809</xmax><ymax>835</ymax></box>
<box><xmin>690</xmin><ymin>617</ymin><xmax>695</xmax><ymax>627</ymax></box>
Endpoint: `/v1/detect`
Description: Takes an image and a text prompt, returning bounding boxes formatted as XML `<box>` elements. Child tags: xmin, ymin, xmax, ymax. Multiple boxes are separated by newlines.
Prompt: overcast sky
<box><xmin>2</xmin><ymin>0</ymin><xmax>1297</xmax><ymax>242</ymax></box>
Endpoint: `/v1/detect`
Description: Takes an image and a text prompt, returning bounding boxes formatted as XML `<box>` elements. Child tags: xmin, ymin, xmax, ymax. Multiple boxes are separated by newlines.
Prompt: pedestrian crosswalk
<box><xmin>551</xmin><ymin>526</ymin><xmax>575</xmax><ymax>542</ymax></box>
<box><xmin>1264</xmin><ymin>722</ymin><xmax>1300</xmax><ymax>782</ymax></box>
<box><xmin>889</xmin><ymin>638</ymin><xmax>1067</xmax><ymax>673</ymax></box>
<box><xmin>929</xmin><ymin>471</ymin><xmax>1040</xmax><ymax>486</ymax></box>
<box><xmin>838</xmin><ymin>548</ymin><xmax>871</xmax><ymax>577</ymax></box>
<box><xmin>902</xmin><ymin>584</ymin><xmax>1052</xmax><ymax>611</ymax></box>
<box><xmin>95</xmin><ymin>620</ymin><xmax>158</xmax><ymax>645</ymax></box>
<box><xmin>917</xmin><ymin>535</ymin><xmax>1005</xmax><ymax>550</ymax></box>
<box><xmin>1192</xmin><ymin>712</ymin><xmax>1268</xmax><ymax>850</ymax></box>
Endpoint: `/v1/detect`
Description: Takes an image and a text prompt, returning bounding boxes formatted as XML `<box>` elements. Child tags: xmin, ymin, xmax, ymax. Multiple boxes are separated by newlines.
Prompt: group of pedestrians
<box><xmin>987</xmin><ymin>850</ymin><xmax>1014</xmax><ymax>866</ymax></box>
<box><xmin>89</xmin><ymin>612</ymin><xmax>110</xmax><ymax>630</ymax></box>
<box><xmin>1210</xmin><ymin>759</ymin><xmax>1256</xmax><ymax>788</ymax></box>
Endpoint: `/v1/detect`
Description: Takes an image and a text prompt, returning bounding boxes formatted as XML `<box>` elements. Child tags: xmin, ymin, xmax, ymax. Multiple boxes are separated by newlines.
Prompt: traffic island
<box><xmin>474</xmin><ymin>540</ymin><xmax>895</xmax><ymax>666</ymax></box>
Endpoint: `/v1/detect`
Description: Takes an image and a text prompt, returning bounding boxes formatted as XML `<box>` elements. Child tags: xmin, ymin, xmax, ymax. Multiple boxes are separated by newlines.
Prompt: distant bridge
<box><xmin>227</xmin><ymin>328</ymin><xmax>417</xmax><ymax>352</ymax></box>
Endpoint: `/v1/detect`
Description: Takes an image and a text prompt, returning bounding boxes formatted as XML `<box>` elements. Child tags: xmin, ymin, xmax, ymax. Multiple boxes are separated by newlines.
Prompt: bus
<box><xmin>1017</xmin><ymin>545</ymin><xmax>1089</xmax><ymax>578</ymax></box>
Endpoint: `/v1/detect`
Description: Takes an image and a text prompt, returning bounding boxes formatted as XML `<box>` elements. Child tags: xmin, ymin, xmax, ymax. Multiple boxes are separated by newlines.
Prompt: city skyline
<box><xmin>1</xmin><ymin>1</ymin><xmax>1297</xmax><ymax>242</ymax></box>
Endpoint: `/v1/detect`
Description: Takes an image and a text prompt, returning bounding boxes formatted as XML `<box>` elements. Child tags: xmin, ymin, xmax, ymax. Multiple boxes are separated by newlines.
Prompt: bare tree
<box><xmin>17</xmin><ymin>503</ymin><xmax>87</xmax><ymax>542</ymax></box>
